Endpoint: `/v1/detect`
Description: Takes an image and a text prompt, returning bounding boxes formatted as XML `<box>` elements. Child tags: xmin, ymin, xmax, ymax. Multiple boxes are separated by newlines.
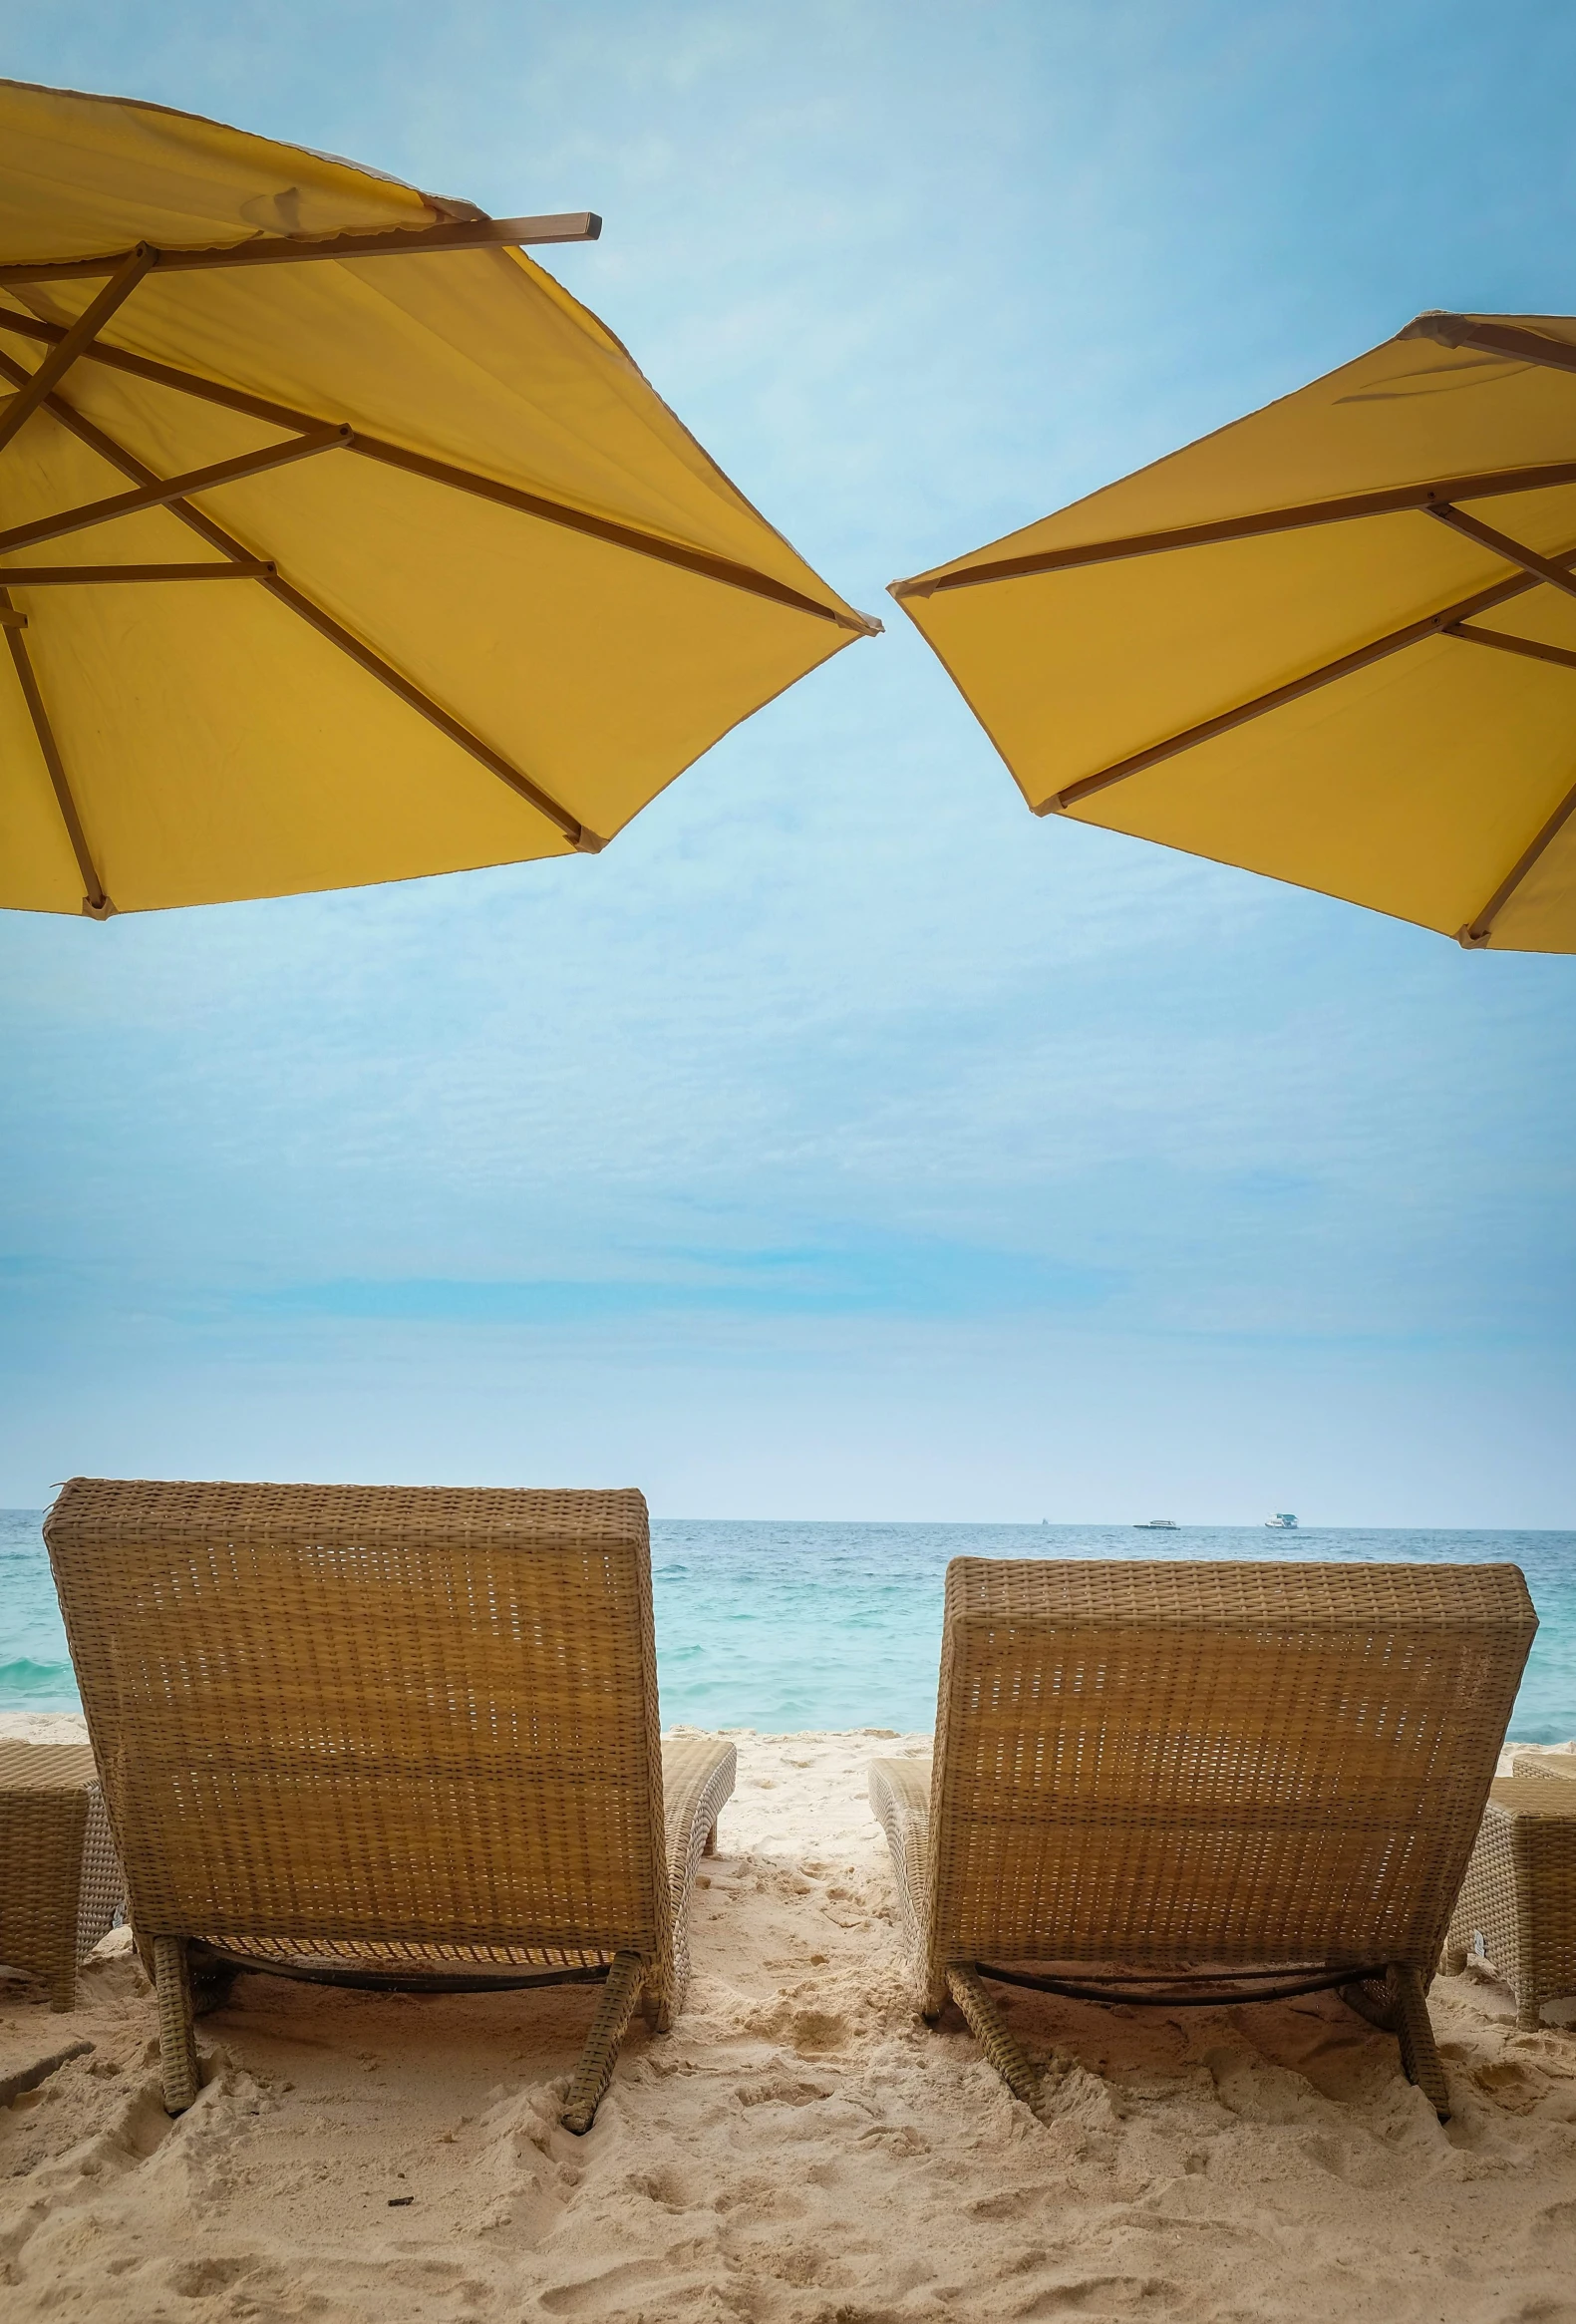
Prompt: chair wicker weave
<box><xmin>1444</xmin><ymin>1778</ymin><xmax>1576</xmax><ymax>2028</ymax></box>
<box><xmin>870</xmin><ymin>1558</ymin><xmax>1535</xmax><ymax>2122</ymax></box>
<box><xmin>0</xmin><ymin>1740</ymin><xmax>126</xmax><ymax>2011</ymax></box>
<box><xmin>1507</xmin><ymin>1749</ymin><xmax>1576</xmax><ymax>1787</ymax></box>
<box><xmin>42</xmin><ymin>1479</ymin><xmax>734</xmax><ymax>2126</ymax></box>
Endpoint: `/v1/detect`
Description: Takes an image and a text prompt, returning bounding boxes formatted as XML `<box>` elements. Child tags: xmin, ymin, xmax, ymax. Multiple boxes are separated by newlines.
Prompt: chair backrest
<box><xmin>927</xmin><ymin>1558</ymin><xmax>1535</xmax><ymax>1977</ymax></box>
<box><xmin>43</xmin><ymin>1480</ymin><xmax>668</xmax><ymax>1961</ymax></box>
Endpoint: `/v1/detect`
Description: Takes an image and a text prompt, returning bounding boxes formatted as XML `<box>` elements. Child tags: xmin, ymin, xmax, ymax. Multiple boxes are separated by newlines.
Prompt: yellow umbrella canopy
<box><xmin>0</xmin><ymin>79</ymin><xmax>875</xmax><ymax>917</ymax></box>
<box><xmin>893</xmin><ymin>313</ymin><xmax>1576</xmax><ymax>952</ymax></box>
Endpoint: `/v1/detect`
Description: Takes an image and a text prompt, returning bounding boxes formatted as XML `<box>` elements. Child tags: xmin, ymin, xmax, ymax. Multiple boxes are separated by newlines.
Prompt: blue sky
<box><xmin>1</xmin><ymin>0</ymin><xmax>1572</xmax><ymax>1521</ymax></box>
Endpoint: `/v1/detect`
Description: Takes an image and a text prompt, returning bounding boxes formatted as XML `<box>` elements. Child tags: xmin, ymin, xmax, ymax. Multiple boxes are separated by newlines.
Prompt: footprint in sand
<box><xmin>163</xmin><ymin>2256</ymin><xmax>255</xmax><ymax>2297</ymax></box>
<box><xmin>789</xmin><ymin>2009</ymin><xmax>847</xmax><ymax>2055</ymax></box>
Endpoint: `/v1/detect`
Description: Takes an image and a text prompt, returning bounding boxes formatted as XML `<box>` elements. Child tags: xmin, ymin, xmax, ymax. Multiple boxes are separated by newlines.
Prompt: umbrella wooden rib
<box><xmin>0</xmin><ymin>424</ymin><xmax>350</xmax><ymax>554</ymax></box>
<box><xmin>0</xmin><ymin>344</ymin><xmax>595</xmax><ymax>852</ymax></box>
<box><xmin>891</xmin><ymin>457</ymin><xmax>1576</xmax><ymax>591</ymax></box>
<box><xmin>0</xmin><ymin>586</ymin><xmax>108</xmax><ymax>913</ymax></box>
<box><xmin>1044</xmin><ymin>547</ymin><xmax>1574</xmax><ymax>811</ymax></box>
<box><xmin>0</xmin><ymin>309</ymin><xmax>870</xmax><ymax>629</ymax></box>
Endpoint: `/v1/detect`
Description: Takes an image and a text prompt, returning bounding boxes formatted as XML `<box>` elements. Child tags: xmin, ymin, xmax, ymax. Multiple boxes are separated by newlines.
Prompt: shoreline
<box><xmin>4</xmin><ymin>1705</ymin><xmax>1569</xmax><ymax>1770</ymax></box>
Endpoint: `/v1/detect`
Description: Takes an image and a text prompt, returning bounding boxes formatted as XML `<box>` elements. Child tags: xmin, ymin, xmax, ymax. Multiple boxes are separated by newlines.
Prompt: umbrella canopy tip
<box><xmin>1399</xmin><ymin>311</ymin><xmax>1472</xmax><ymax>348</ymax></box>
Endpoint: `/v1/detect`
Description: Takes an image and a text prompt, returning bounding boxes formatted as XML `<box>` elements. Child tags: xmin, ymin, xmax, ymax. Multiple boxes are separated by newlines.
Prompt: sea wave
<box><xmin>0</xmin><ymin>1657</ymin><xmax>81</xmax><ymax>1709</ymax></box>
<box><xmin>2</xmin><ymin>1517</ymin><xmax>1573</xmax><ymax>1732</ymax></box>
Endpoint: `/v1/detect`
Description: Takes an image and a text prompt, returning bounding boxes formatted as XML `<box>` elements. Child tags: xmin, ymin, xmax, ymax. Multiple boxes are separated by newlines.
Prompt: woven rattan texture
<box><xmin>868</xmin><ymin>1759</ymin><xmax>931</xmax><ymax>1962</ymax></box>
<box><xmin>1446</xmin><ymin>1778</ymin><xmax>1576</xmax><ymax>2028</ymax></box>
<box><xmin>191</xmin><ymin>1737</ymin><xmax>735</xmax><ymax>2010</ymax></box>
<box><xmin>44</xmin><ymin>1480</ymin><xmax>674</xmax><ymax>1992</ymax></box>
<box><xmin>923</xmin><ymin>1559</ymin><xmax>1533</xmax><ymax>1989</ymax></box>
<box><xmin>945</xmin><ymin>1964</ymin><xmax>1043</xmax><ymax>2104</ymax></box>
<box><xmin>1509</xmin><ymin>1751</ymin><xmax>1576</xmax><ymax>1787</ymax></box>
<box><xmin>154</xmin><ymin>1936</ymin><xmax>199</xmax><ymax>2111</ymax></box>
<box><xmin>0</xmin><ymin>1740</ymin><xmax>126</xmax><ymax>2009</ymax></box>
<box><xmin>562</xmin><ymin>1953</ymin><xmax>647</xmax><ymax>2136</ymax></box>
<box><xmin>659</xmin><ymin>1736</ymin><xmax>737</xmax><ymax>2025</ymax></box>
<box><xmin>0</xmin><ymin>1741</ymin><xmax>100</xmax><ymax>1792</ymax></box>
<box><xmin>77</xmin><ymin>1784</ymin><xmax>125</xmax><ymax>1961</ymax></box>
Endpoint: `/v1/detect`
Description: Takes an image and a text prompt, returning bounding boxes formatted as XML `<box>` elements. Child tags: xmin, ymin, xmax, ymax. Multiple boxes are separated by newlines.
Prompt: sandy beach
<box><xmin>3</xmin><ymin>1715</ymin><xmax>1575</xmax><ymax>2322</ymax></box>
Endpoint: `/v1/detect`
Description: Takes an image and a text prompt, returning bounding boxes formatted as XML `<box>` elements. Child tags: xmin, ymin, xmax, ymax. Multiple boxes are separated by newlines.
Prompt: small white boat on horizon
<box><xmin>1134</xmin><ymin>1518</ymin><xmax>1179</xmax><ymax>1529</ymax></box>
<box><xmin>1265</xmin><ymin>1512</ymin><xmax>1299</xmax><ymax>1528</ymax></box>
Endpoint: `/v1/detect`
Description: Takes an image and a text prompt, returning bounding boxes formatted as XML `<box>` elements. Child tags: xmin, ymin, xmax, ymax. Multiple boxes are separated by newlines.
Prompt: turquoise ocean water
<box><xmin>4</xmin><ymin>1508</ymin><xmax>1573</xmax><ymax>1739</ymax></box>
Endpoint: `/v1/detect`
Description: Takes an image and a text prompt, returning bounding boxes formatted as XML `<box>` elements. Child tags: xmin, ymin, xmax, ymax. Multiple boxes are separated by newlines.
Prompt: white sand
<box><xmin>3</xmin><ymin>1717</ymin><xmax>1576</xmax><ymax>2320</ymax></box>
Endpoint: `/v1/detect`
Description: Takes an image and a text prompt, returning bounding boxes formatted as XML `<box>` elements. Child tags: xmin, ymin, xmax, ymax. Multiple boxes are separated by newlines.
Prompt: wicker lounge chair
<box><xmin>1444</xmin><ymin>1778</ymin><xmax>1576</xmax><ymax>2027</ymax></box>
<box><xmin>43</xmin><ymin>1479</ymin><xmax>734</xmax><ymax>2128</ymax></box>
<box><xmin>870</xmin><ymin>1558</ymin><xmax>1534</xmax><ymax>2122</ymax></box>
<box><xmin>0</xmin><ymin>1740</ymin><xmax>126</xmax><ymax>2010</ymax></box>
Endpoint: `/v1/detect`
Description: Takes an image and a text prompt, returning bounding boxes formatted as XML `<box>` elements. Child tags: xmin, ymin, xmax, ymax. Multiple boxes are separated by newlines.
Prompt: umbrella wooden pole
<box><xmin>1404</xmin><ymin>313</ymin><xmax>1576</xmax><ymax>380</ymax></box>
<box><xmin>0</xmin><ymin>587</ymin><xmax>111</xmax><ymax>917</ymax></box>
<box><xmin>0</xmin><ymin>212</ymin><xmax>601</xmax><ymax>288</ymax></box>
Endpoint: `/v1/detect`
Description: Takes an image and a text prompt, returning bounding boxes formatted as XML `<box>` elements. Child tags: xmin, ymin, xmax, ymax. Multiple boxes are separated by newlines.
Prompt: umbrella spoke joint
<box><xmin>0</xmin><ymin>242</ymin><xmax>153</xmax><ymax>457</ymax></box>
<box><xmin>1426</xmin><ymin>502</ymin><xmax>1576</xmax><ymax>603</ymax></box>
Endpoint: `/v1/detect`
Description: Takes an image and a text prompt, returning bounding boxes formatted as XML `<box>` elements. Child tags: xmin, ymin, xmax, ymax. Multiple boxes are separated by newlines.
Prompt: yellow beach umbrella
<box><xmin>892</xmin><ymin>313</ymin><xmax>1576</xmax><ymax>952</ymax></box>
<box><xmin>0</xmin><ymin>79</ymin><xmax>875</xmax><ymax>917</ymax></box>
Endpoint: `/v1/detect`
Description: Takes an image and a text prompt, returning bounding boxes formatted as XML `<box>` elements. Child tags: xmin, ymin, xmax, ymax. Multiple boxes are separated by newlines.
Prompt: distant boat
<box><xmin>1265</xmin><ymin>1512</ymin><xmax>1298</xmax><ymax>1528</ymax></box>
<box><xmin>1134</xmin><ymin>1518</ymin><xmax>1179</xmax><ymax>1529</ymax></box>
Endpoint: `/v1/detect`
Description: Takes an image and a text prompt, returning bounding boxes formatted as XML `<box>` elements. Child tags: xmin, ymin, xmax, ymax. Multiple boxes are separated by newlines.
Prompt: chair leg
<box><xmin>702</xmin><ymin>1822</ymin><xmax>718</xmax><ymax>1858</ymax></box>
<box><xmin>561</xmin><ymin>1952</ymin><xmax>646</xmax><ymax>2136</ymax></box>
<box><xmin>946</xmin><ymin>1965</ymin><xmax>1042</xmax><ymax>2109</ymax></box>
<box><xmin>153</xmin><ymin>1936</ymin><xmax>200</xmax><ymax>2115</ymax></box>
<box><xmin>1388</xmin><ymin>1965</ymin><xmax>1450</xmax><ymax>2122</ymax></box>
